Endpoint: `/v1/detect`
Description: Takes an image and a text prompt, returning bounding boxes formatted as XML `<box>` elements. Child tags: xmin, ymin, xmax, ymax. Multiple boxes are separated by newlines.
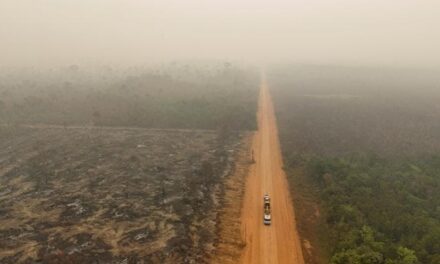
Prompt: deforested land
<box><xmin>0</xmin><ymin>63</ymin><xmax>258</xmax><ymax>264</ymax></box>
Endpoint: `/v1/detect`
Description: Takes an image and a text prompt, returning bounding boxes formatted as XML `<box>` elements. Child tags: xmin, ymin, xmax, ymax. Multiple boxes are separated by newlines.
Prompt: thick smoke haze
<box><xmin>1</xmin><ymin>0</ymin><xmax>440</xmax><ymax>67</ymax></box>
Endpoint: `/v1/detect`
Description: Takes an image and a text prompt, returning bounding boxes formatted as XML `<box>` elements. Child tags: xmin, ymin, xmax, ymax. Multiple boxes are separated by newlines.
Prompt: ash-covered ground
<box><xmin>0</xmin><ymin>126</ymin><xmax>244</xmax><ymax>264</ymax></box>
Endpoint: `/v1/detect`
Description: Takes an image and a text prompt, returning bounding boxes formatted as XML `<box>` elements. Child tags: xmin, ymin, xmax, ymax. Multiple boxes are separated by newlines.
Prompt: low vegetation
<box><xmin>270</xmin><ymin>65</ymin><xmax>440</xmax><ymax>264</ymax></box>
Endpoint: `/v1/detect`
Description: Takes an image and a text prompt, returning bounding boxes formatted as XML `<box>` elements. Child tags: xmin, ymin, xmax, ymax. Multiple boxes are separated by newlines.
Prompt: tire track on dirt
<box><xmin>240</xmin><ymin>74</ymin><xmax>305</xmax><ymax>264</ymax></box>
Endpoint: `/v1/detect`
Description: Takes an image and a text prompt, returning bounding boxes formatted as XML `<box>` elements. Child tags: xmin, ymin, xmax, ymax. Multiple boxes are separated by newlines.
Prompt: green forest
<box><xmin>305</xmin><ymin>154</ymin><xmax>440</xmax><ymax>264</ymax></box>
<box><xmin>270</xmin><ymin>65</ymin><xmax>440</xmax><ymax>264</ymax></box>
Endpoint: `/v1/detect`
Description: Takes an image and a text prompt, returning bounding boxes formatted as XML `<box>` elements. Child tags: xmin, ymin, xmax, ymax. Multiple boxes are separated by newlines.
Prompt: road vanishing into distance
<box><xmin>240</xmin><ymin>75</ymin><xmax>305</xmax><ymax>264</ymax></box>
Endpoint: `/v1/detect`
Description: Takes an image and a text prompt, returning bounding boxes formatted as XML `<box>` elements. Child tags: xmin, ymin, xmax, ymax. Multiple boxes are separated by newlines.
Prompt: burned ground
<box><xmin>0</xmin><ymin>126</ymin><xmax>246</xmax><ymax>263</ymax></box>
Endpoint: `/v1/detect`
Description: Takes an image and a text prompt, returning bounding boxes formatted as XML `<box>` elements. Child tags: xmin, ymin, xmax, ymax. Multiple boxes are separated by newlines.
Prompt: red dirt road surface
<box><xmin>240</xmin><ymin>75</ymin><xmax>305</xmax><ymax>264</ymax></box>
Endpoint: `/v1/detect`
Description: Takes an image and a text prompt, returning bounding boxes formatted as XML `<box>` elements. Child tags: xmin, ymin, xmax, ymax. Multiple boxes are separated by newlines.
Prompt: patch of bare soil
<box><xmin>209</xmin><ymin>133</ymin><xmax>252</xmax><ymax>264</ymax></box>
<box><xmin>287</xmin><ymin>167</ymin><xmax>330</xmax><ymax>264</ymax></box>
<box><xmin>0</xmin><ymin>126</ymin><xmax>244</xmax><ymax>263</ymax></box>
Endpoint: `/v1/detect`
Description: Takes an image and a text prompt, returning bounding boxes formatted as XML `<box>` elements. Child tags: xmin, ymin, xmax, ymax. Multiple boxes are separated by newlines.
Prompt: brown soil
<box><xmin>239</xmin><ymin>75</ymin><xmax>305</xmax><ymax>264</ymax></box>
<box><xmin>210</xmin><ymin>133</ymin><xmax>253</xmax><ymax>264</ymax></box>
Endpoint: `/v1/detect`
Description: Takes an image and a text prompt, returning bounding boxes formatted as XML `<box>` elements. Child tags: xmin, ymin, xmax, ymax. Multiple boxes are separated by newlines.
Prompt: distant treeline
<box><xmin>271</xmin><ymin>65</ymin><xmax>440</xmax><ymax>264</ymax></box>
<box><xmin>269</xmin><ymin>65</ymin><xmax>440</xmax><ymax>157</ymax></box>
<box><xmin>0</xmin><ymin>63</ymin><xmax>258</xmax><ymax>131</ymax></box>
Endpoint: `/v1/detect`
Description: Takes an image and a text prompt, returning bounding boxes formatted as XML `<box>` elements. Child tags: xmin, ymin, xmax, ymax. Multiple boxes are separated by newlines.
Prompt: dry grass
<box><xmin>0</xmin><ymin>126</ymin><xmax>244</xmax><ymax>263</ymax></box>
<box><xmin>210</xmin><ymin>133</ymin><xmax>252</xmax><ymax>264</ymax></box>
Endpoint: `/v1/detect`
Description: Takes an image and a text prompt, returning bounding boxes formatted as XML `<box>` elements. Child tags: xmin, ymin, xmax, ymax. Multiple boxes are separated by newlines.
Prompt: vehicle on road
<box><xmin>263</xmin><ymin>194</ymin><xmax>271</xmax><ymax>225</ymax></box>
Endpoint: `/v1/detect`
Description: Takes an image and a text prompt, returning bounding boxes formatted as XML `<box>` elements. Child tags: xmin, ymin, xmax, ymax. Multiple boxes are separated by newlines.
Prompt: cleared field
<box><xmin>0</xmin><ymin>126</ymin><xmax>247</xmax><ymax>263</ymax></box>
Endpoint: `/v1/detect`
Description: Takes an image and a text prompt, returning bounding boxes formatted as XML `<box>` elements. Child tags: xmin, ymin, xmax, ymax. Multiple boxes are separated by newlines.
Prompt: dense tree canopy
<box><xmin>271</xmin><ymin>65</ymin><xmax>440</xmax><ymax>264</ymax></box>
<box><xmin>304</xmin><ymin>155</ymin><xmax>440</xmax><ymax>264</ymax></box>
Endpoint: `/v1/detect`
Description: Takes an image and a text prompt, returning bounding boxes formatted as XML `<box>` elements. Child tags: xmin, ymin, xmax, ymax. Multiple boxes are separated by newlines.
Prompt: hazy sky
<box><xmin>1</xmin><ymin>0</ymin><xmax>440</xmax><ymax>67</ymax></box>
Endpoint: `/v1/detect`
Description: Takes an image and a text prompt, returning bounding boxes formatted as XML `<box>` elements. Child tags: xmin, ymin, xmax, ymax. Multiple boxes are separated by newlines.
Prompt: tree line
<box><xmin>0</xmin><ymin>63</ymin><xmax>258</xmax><ymax>132</ymax></box>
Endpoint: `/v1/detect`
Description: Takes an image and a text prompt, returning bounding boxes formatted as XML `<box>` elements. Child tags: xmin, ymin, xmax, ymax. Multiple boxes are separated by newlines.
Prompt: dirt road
<box><xmin>240</xmin><ymin>75</ymin><xmax>305</xmax><ymax>264</ymax></box>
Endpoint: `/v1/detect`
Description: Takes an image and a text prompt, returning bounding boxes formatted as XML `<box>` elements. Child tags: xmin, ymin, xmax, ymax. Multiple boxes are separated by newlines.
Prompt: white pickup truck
<box><xmin>263</xmin><ymin>194</ymin><xmax>271</xmax><ymax>225</ymax></box>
